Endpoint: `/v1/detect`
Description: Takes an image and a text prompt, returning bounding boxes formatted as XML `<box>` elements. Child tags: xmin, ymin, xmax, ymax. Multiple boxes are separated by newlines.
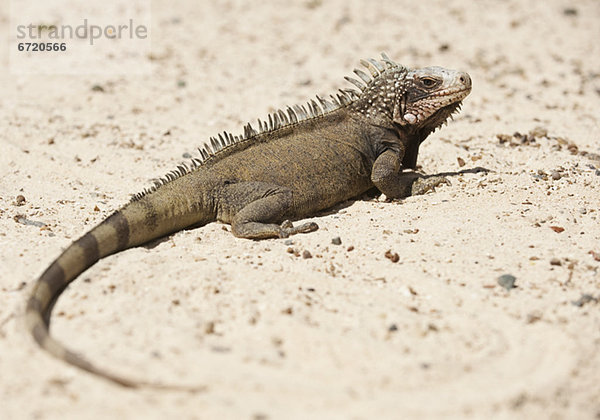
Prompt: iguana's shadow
<box><xmin>435</xmin><ymin>166</ymin><xmax>490</xmax><ymax>177</ymax></box>
<box><xmin>317</xmin><ymin>166</ymin><xmax>491</xmax><ymax>216</ymax></box>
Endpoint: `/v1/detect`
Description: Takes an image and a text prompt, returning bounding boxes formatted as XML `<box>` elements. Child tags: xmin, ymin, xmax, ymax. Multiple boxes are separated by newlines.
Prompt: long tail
<box><xmin>26</xmin><ymin>187</ymin><xmax>210</xmax><ymax>390</ymax></box>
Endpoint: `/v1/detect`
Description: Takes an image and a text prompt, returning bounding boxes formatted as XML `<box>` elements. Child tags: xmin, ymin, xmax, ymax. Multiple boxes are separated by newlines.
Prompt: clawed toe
<box><xmin>278</xmin><ymin>221</ymin><xmax>319</xmax><ymax>238</ymax></box>
<box><xmin>291</xmin><ymin>222</ymin><xmax>319</xmax><ymax>234</ymax></box>
<box><xmin>411</xmin><ymin>176</ymin><xmax>451</xmax><ymax>196</ymax></box>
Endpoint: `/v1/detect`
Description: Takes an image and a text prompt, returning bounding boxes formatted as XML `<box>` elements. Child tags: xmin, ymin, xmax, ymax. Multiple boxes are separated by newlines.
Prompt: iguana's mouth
<box><xmin>435</xmin><ymin>85</ymin><xmax>471</xmax><ymax>100</ymax></box>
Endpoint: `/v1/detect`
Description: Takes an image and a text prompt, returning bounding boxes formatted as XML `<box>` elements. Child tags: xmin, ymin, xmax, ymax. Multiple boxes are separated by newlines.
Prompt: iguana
<box><xmin>26</xmin><ymin>53</ymin><xmax>472</xmax><ymax>388</ymax></box>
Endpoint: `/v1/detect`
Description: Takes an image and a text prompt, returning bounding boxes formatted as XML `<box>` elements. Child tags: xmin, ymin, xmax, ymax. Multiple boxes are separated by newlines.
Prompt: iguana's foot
<box><xmin>280</xmin><ymin>220</ymin><xmax>293</xmax><ymax>229</ymax></box>
<box><xmin>279</xmin><ymin>220</ymin><xmax>319</xmax><ymax>238</ymax></box>
<box><xmin>411</xmin><ymin>176</ymin><xmax>451</xmax><ymax>196</ymax></box>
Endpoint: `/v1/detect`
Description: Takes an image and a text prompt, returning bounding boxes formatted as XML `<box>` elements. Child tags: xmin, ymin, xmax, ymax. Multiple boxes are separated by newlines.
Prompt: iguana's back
<box><xmin>195</xmin><ymin>108</ymin><xmax>378</xmax><ymax>219</ymax></box>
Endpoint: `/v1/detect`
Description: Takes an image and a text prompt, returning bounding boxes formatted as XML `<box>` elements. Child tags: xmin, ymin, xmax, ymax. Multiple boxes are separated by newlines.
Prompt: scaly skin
<box><xmin>26</xmin><ymin>54</ymin><xmax>471</xmax><ymax>388</ymax></box>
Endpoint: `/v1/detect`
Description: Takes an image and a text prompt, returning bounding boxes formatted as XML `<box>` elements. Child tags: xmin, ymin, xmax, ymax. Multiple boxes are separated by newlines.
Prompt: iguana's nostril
<box><xmin>458</xmin><ymin>72</ymin><xmax>472</xmax><ymax>88</ymax></box>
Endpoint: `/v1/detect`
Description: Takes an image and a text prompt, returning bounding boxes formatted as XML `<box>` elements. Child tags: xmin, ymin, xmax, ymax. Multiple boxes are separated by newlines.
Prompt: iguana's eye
<box><xmin>421</xmin><ymin>77</ymin><xmax>437</xmax><ymax>88</ymax></box>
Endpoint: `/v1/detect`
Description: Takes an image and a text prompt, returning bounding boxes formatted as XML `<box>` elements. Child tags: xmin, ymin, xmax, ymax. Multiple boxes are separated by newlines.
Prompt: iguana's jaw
<box><xmin>425</xmin><ymin>100</ymin><xmax>465</xmax><ymax>132</ymax></box>
<box><xmin>396</xmin><ymin>68</ymin><xmax>471</xmax><ymax>128</ymax></box>
<box><xmin>394</xmin><ymin>100</ymin><xmax>464</xmax><ymax>141</ymax></box>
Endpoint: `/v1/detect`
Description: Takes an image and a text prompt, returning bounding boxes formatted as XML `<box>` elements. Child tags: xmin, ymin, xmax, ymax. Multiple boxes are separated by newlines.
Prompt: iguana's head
<box><xmin>398</xmin><ymin>66</ymin><xmax>471</xmax><ymax>130</ymax></box>
<box><xmin>347</xmin><ymin>54</ymin><xmax>471</xmax><ymax>135</ymax></box>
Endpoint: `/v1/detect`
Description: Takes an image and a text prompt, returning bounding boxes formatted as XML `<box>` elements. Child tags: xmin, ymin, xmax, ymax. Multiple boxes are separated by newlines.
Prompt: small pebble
<box><xmin>284</xmin><ymin>239</ymin><xmax>294</xmax><ymax>246</ymax></box>
<box><xmin>204</xmin><ymin>321</ymin><xmax>215</xmax><ymax>334</ymax></box>
<box><xmin>302</xmin><ymin>250</ymin><xmax>312</xmax><ymax>259</ymax></box>
<box><xmin>15</xmin><ymin>195</ymin><xmax>26</xmax><ymax>206</ymax></box>
<box><xmin>496</xmin><ymin>133</ymin><xmax>512</xmax><ymax>144</ymax></box>
<box><xmin>550</xmin><ymin>257</ymin><xmax>562</xmax><ymax>266</ymax></box>
<box><xmin>331</xmin><ymin>236</ymin><xmax>342</xmax><ymax>245</ymax></box>
<box><xmin>385</xmin><ymin>250</ymin><xmax>399</xmax><ymax>263</ymax></box>
<box><xmin>551</xmin><ymin>171</ymin><xmax>561</xmax><ymax>180</ymax></box>
<box><xmin>388</xmin><ymin>324</ymin><xmax>398</xmax><ymax>332</ymax></box>
<box><xmin>526</xmin><ymin>312</ymin><xmax>542</xmax><ymax>324</ymax></box>
<box><xmin>529</xmin><ymin>126</ymin><xmax>548</xmax><ymax>138</ymax></box>
<box><xmin>497</xmin><ymin>274</ymin><xmax>517</xmax><ymax>290</ymax></box>
<box><xmin>571</xmin><ymin>294</ymin><xmax>597</xmax><ymax>307</ymax></box>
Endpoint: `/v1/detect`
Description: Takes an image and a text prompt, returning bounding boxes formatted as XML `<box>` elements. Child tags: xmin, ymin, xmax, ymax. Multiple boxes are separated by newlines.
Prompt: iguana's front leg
<box><xmin>371</xmin><ymin>149</ymin><xmax>449</xmax><ymax>198</ymax></box>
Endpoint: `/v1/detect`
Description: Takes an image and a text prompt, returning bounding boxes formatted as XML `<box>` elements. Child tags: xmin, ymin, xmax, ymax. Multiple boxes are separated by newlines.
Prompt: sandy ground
<box><xmin>1</xmin><ymin>0</ymin><xmax>600</xmax><ymax>418</ymax></box>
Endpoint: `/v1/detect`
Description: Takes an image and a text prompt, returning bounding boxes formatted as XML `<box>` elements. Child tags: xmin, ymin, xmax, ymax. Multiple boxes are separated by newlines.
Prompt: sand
<box><xmin>1</xmin><ymin>0</ymin><xmax>599</xmax><ymax>418</ymax></box>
